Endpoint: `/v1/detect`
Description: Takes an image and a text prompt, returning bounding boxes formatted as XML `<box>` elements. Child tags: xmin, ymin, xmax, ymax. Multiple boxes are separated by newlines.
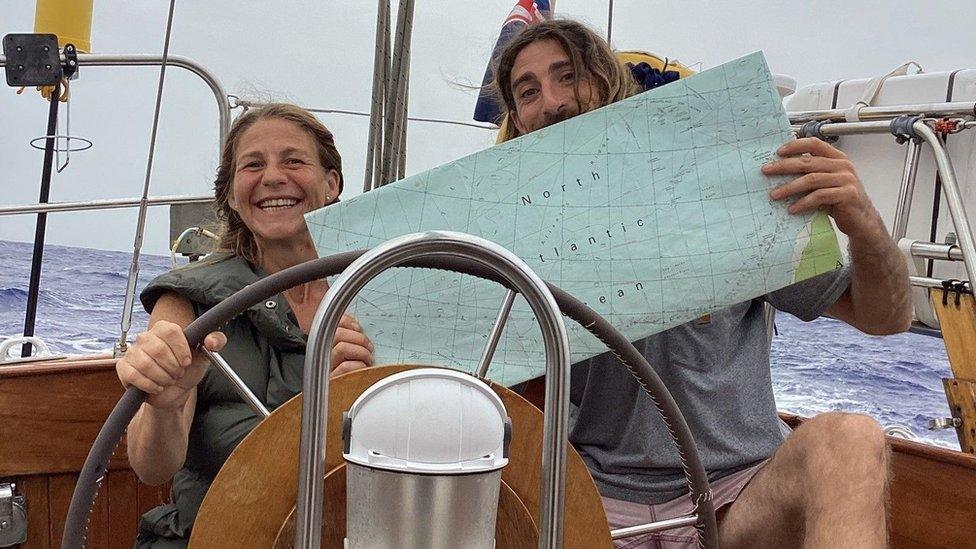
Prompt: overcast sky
<box><xmin>3</xmin><ymin>1</ymin><xmax>975</xmax><ymax>254</ymax></box>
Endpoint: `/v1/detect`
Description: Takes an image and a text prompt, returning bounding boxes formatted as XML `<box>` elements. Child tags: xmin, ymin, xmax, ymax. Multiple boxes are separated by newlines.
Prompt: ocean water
<box><xmin>0</xmin><ymin>239</ymin><xmax>958</xmax><ymax>449</ymax></box>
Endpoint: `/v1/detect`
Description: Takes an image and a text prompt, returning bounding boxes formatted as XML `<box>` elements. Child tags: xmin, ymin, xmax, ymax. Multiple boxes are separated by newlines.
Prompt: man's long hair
<box><xmin>492</xmin><ymin>19</ymin><xmax>637</xmax><ymax>142</ymax></box>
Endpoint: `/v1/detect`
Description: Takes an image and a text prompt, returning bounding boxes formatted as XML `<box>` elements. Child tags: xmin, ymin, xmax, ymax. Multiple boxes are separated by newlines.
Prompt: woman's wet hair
<box><xmin>212</xmin><ymin>103</ymin><xmax>343</xmax><ymax>263</ymax></box>
<box><xmin>492</xmin><ymin>19</ymin><xmax>637</xmax><ymax>141</ymax></box>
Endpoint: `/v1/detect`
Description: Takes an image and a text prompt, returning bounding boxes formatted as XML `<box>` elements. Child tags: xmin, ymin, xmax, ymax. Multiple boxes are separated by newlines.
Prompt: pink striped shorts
<box><xmin>601</xmin><ymin>459</ymin><xmax>767</xmax><ymax>549</ymax></box>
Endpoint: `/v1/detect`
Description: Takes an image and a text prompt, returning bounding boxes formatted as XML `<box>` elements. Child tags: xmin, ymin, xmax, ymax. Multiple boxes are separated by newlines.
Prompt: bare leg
<box><xmin>719</xmin><ymin>412</ymin><xmax>889</xmax><ymax>548</ymax></box>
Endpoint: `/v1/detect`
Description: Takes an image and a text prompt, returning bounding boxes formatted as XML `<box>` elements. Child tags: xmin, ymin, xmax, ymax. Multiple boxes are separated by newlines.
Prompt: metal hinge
<box><xmin>929</xmin><ymin>417</ymin><xmax>963</xmax><ymax>430</ymax></box>
<box><xmin>0</xmin><ymin>483</ymin><xmax>27</xmax><ymax>547</ymax></box>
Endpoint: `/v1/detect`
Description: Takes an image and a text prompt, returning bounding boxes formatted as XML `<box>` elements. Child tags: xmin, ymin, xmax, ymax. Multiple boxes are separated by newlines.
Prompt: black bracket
<box><xmin>797</xmin><ymin>120</ymin><xmax>838</xmax><ymax>143</ymax></box>
<box><xmin>890</xmin><ymin>114</ymin><xmax>924</xmax><ymax>144</ymax></box>
<box><xmin>503</xmin><ymin>417</ymin><xmax>513</xmax><ymax>459</ymax></box>
<box><xmin>341</xmin><ymin>411</ymin><xmax>352</xmax><ymax>454</ymax></box>
<box><xmin>941</xmin><ymin>279</ymin><xmax>972</xmax><ymax>307</ymax></box>
<box><xmin>2</xmin><ymin>33</ymin><xmax>62</xmax><ymax>87</ymax></box>
<box><xmin>62</xmin><ymin>43</ymin><xmax>79</xmax><ymax>79</ymax></box>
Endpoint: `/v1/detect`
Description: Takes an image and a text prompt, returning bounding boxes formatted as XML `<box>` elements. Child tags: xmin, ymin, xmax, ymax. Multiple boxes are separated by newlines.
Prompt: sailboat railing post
<box><xmin>70</xmin><ymin>54</ymin><xmax>230</xmax><ymax>145</ymax></box>
<box><xmin>116</xmin><ymin>0</ymin><xmax>179</xmax><ymax>357</ymax></box>
<box><xmin>476</xmin><ymin>289</ymin><xmax>517</xmax><ymax>378</ymax></box>
<box><xmin>913</xmin><ymin>121</ymin><xmax>976</xmax><ymax>284</ymax></box>
<box><xmin>892</xmin><ymin>139</ymin><xmax>923</xmax><ymax>240</ymax></box>
<box><xmin>2</xmin><ymin>49</ymin><xmax>230</xmax><ymax>356</ymax></box>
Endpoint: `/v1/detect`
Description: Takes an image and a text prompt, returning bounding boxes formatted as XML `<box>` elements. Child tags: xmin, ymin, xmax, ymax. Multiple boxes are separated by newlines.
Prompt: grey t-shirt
<box><xmin>569</xmin><ymin>266</ymin><xmax>852</xmax><ymax>504</ymax></box>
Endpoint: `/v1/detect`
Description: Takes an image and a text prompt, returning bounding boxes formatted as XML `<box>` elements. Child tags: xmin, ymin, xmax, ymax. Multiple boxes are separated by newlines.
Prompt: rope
<box><xmin>16</xmin><ymin>75</ymin><xmax>70</xmax><ymax>102</ymax></box>
<box><xmin>382</xmin><ymin>0</ymin><xmax>414</xmax><ymax>186</ymax></box>
<box><xmin>374</xmin><ymin>0</ymin><xmax>393</xmax><ymax>190</ymax></box>
<box><xmin>393</xmin><ymin>0</ymin><xmax>414</xmax><ymax>181</ymax></box>
<box><xmin>364</xmin><ymin>0</ymin><xmax>391</xmax><ymax>192</ymax></box>
<box><xmin>396</xmin><ymin>57</ymin><xmax>410</xmax><ymax>180</ymax></box>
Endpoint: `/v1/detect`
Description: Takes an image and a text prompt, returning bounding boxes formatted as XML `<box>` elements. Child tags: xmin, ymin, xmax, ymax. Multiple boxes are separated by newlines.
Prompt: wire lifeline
<box><xmin>116</xmin><ymin>0</ymin><xmax>179</xmax><ymax>355</ymax></box>
<box><xmin>230</xmin><ymin>99</ymin><xmax>498</xmax><ymax>131</ymax></box>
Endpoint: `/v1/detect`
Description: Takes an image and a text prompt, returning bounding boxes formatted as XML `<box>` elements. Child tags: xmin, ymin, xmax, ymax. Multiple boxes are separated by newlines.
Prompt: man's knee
<box><xmin>809</xmin><ymin>411</ymin><xmax>886</xmax><ymax>449</ymax></box>
<box><xmin>795</xmin><ymin>412</ymin><xmax>889</xmax><ymax>477</ymax></box>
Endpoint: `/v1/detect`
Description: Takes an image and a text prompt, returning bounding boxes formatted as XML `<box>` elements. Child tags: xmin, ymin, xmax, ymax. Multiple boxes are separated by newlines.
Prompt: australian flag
<box><xmin>472</xmin><ymin>0</ymin><xmax>552</xmax><ymax>124</ymax></box>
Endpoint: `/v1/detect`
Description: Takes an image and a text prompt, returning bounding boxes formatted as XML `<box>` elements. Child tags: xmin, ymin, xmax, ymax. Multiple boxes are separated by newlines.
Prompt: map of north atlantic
<box><xmin>306</xmin><ymin>52</ymin><xmax>843</xmax><ymax>386</ymax></box>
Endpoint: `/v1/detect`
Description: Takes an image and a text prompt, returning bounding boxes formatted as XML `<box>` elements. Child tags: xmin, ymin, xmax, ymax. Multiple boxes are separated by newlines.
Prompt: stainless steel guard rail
<box><xmin>788</xmin><ymin>118</ymin><xmax>976</xmax><ymax>286</ymax></box>
<box><xmin>0</xmin><ymin>53</ymin><xmax>231</xmax><ymax>145</ymax></box>
<box><xmin>788</xmin><ymin>101</ymin><xmax>976</xmax><ymax>124</ymax></box>
<box><xmin>0</xmin><ymin>194</ymin><xmax>213</xmax><ymax>216</ymax></box>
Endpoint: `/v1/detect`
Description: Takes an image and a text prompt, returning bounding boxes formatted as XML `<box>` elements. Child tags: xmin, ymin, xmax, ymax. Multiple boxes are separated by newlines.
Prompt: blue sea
<box><xmin>0</xmin><ymin>239</ymin><xmax>958</xmax><ymax>449</ymax></box>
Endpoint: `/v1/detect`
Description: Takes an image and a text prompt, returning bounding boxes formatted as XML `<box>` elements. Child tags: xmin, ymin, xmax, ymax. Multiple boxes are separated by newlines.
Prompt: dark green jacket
<box><xmin>135</xmin><ymin>253</ymin><xmax>307</xmax><ymax>548</ymax></box>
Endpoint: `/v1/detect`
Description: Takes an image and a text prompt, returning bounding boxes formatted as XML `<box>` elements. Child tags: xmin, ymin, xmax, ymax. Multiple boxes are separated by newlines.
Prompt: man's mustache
<box><xmin>541</xmin><ymin>108</ymin><xmax>578</xmax><ymax>128</ymax></box>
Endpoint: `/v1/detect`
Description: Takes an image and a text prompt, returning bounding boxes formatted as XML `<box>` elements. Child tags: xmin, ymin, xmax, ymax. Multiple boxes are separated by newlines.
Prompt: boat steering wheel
<box><xmin>62</xmin><ymin>246</ymin><xmax>718</xmax><ymax>549</ymax></box>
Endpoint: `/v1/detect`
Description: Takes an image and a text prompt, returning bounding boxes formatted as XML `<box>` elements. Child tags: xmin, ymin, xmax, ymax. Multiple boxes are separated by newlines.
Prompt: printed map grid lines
<box><xmin>306</xmin><ymin>52</ymin><xmax>842</xmax><ymax>385</ymax></box>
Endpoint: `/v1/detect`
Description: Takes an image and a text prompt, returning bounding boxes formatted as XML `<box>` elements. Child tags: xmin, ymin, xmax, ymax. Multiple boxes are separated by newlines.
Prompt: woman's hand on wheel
<box><xmin>116</xmin><ymin>321</ymin><xmax>226</xmax><ymax>410</ymax></box>
<box><xmin>330</xmin><ymin>314</ymin><xmax>374</xmax><ymax>378</ymax></box>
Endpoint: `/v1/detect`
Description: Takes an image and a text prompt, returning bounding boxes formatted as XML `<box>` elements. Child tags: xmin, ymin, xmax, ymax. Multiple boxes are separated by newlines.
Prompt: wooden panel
<box><xmin>933</xmin><ymin>289</ymin><xmax>976</xmax><ymax>450</ymax></box>
<box><xmin>9</xmin><ymin>472</ymin><xmax>165</xmax><ymax>548</ymax></box>
<box><xmin>931</xmin><ymin>290</ymin><xmax>976</xmax><ymax>379</ymax></box>
<box><xmin>0</xmin><ymin>357</ymin><xmax>117</xmax><ymax>379</ymax></box>
<box><xmin>494</xmin><ymin>479</ymin><xmax>538</xmax><ymax>549</ymax></box>
<box><xmin>46</xmin><ymin>474</ymin><xmax>72</xmax><ymax>548</ymax></box>
<box><xmin>486</xmin><ymin>378</ymin><xmax>611</xmax><ymax>548</ymax></box>
<box><xmin>943</xmin><ymin>378</ymin><xmax>976</xmax><ymax>454</ymax></box>
<box><xmin>889</xmin><ymin>445</ymin><xmax>976</xmax><ymax>549</ymax></box>
<box><xmin>8</xmin><ymin>357</ymin><xmax>974</xmax><ymax>547</ymax></box>
<box><xmin>0</xmin><ymin>362</ymin><xmax>130</xmax><ymax>475</ymax></box>
<box><xmin>522</xmin><ymin>377</ymin><xmax>546</xmax><ymax>411</ymax></box>
<box><xmin>47</xmin><ymin>473</ymin><xmax>109</xmax><ymax>549</ymax></box>
<box><xmin>1</xmin><ymin>357</ymin><xmax>171</xmax><ymax>547</ymax></box>
<box><xmin>106</xmin><ymin>471</ymin><xmax>140</xmax><ymax>549</ymax></box>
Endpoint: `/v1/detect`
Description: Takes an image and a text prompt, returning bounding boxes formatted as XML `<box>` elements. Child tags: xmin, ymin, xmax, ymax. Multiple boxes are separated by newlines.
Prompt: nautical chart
<box><xmin>306</xmin><ymin>52</ymin><xmax>843</xmax><ymax>386</ymax></box>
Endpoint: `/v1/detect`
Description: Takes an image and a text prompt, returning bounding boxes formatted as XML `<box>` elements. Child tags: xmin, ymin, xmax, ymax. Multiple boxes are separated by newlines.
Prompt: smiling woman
<box><xmin>214</xmin><ymin>104</ymin><xmax>345</xmax><ymax>266</ymax></box>
<box><xmin>111</xmin><ymin>103</ymin><xmax>376</xmax><ymax>548</ymax></box>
